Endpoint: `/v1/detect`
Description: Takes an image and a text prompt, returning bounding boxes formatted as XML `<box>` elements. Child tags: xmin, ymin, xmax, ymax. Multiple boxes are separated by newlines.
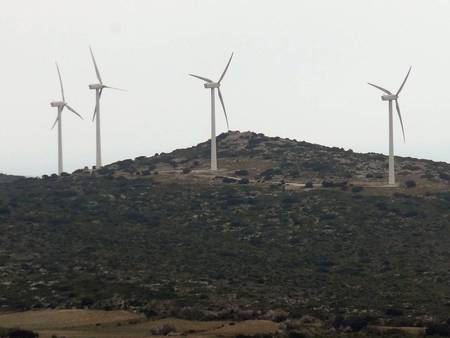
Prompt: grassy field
<box><xmin>0</xmin><ymin>310</ymin><xmax>280</xmax><ymax>338</ymax></box>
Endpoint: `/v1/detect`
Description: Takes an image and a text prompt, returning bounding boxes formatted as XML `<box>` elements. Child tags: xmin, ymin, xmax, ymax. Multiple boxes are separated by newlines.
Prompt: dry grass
<box><xmin>0</xmin><ymin>309</ymin><xmax>144</xmax><ymax>330</ymax></box>
<box><xmin>367</xmin><ymin>325</ymin><xmax>426</xmax><ymax>336</ymax></box>
<box><xmin>208</xmin><ymin>320</ymin><xmax>279</xmax><ymax>336</ymax></box>
<box><xmin>0</xmin><ymin>310</ymin><xmax>280</xmax><ymax>338</ymax></box>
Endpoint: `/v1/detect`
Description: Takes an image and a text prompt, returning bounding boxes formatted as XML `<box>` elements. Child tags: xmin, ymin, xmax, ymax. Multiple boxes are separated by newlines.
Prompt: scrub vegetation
<box><xmin>1</xmin><ymin>131</ymin><xmax>449</xmax><ymax>337</ymax></box>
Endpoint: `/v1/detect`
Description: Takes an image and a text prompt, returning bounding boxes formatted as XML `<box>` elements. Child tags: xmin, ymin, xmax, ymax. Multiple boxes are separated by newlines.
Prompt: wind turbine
<box><xmin>89</xmin><ymin>47</ymin><xmax>124</xmax><ymax>169</ymax></box>
<box><xmin>50</xmin><ymin>63</ymin><xmax>83</xmax><ymax>175</ymax></box>
<box><xmin>368</xmin><ymin>66</ymin><xmax>412</xmax><ymax>186</ymax></box>
<box><xmin>189</xmin><ymin>53</ymin><xmax>233</xmax><ymax>171</ymax></box>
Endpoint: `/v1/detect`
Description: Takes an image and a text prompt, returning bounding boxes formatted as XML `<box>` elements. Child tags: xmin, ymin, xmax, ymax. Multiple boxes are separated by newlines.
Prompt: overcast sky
<box><xmin>2</xmin><ymin>0</ymin><xmax>450</xmax><ymax>176</ymax></box>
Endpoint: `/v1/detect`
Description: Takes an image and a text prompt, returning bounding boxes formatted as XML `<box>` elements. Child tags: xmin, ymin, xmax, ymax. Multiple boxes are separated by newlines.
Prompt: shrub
<box><xmin>384</xmin><ymin>308</ymin><xmax>403</xmax><ymax>316</ymax></box>
<box><xmin>405</xmin><ymin>180</ymin><xmax>416</xmax><ymax>188</ymax></box>
<box><xmin>235</xmin><ymin>169</ymin><xmax>249</xmax><ymax>176</ymax></box>
<box><xmin>182</xmin><ymin>168</ymin><xmax>191</xmax><ymax>174</ymax></box>
<box><xmin>282</xmin><ymin>195</ymin><xmax>300</xmax><ymax>205</ymax></box>
<box><xmin>322</xmin><ymin>180</ymin><xmax>347</xmax><ymax>188</ymax></box>
<box><xmin>239</xmin><ymin>178</ymin><xmax>250</xmax><ymax>185</ymax></box>
<box><xmin>8</xmin><ymin>329</ymin><xmax>39</xmax><ymax>338</ymax></box>
<box><xmin>259</xmin><ymin>168</ymin><xmax>282</xmax><ymax>180</ymax></box>
<box><xmin>80</xmin><ymin>297</ymin><xmax>95</xmax><ymax>307</ymax></box>
<box><xmin>288</xmin><ymin>331</ymin><xmax>306</xmax><ymax>338</ymax></box>
<box><xmin>142</xmin><ymin>308</ymin><xmax>158</xmax><ymax>318</ymax></box>
<box><xmin>289</xmin><ymin>169</ymin><xmax>300</xmax><ymax>178</ymax></box>
<box><xmin>177</xmin><ymin>307</ymin><xmax>204</xmax><ymax>320</ymax></box>
<box><xmin>151</xmin><ymin>324</ymin><xmax>176</xmax><ymax>336</ymax></box>
<box><xmin>439</xmin><ymin>172</ymin><xmax>450</xmax><ymax>181</ymax></box>
<box><xmin>0</xmin><ymin>327</ymin><xmax>9</xmax><ymax>338</ymax></box>
<box><xmin>222</xmin><ymin>177</ymin><xmax>237</xmax><ymax>184</ymax></box>
<box><xmin>426</xmin><ymin>323</ymin><xmax>450</xmax><ymax>336</ymax></box>
<box><xmin>0</xmin><ymin>207</ymin><xmax>10</xmax><ymax>216</ymax></box>
<box><xmin>351</xmin><ymin>186</ymin><xmax>364</xmax><ymax>193</ymax></box>
<box><xmin>347</xmin><ymin>317</ymin><xmax>369</xmax><ymax>332</ymax></box>
<box><xmin>333</xmin><ymin>316</ymin><xmax>369</xmax><ymax>332</ymax></box>
<box><xmin>305</xmin><ymin>181</ymin><xmax>313</xmax><ymax>188</ymax></box>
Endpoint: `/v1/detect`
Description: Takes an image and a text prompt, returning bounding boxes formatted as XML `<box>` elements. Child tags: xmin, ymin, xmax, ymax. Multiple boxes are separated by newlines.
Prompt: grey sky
<box><xmin>2</xmin><ymin>0</ymin><xmax>450</xmax><ymax>176</ymax></box>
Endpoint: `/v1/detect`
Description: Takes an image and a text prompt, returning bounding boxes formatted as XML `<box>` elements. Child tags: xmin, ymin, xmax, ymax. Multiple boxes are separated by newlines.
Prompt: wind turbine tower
<box><xmin>368</xmin><ymin>67</ymin><xmax>411</xmax><ymax>185</ymax></box>
<box><xmin>88</xmin><ymin>47</ymin><xmax>125</xmax><ymax>169</ymax></box>
<box><xmin>189</xmin><ymin>53</ymin><xmax>233</xmax><ymax>171</ymax></box>
<box><xmin>50</xmin><ymin>63</ymin><xmax>83</xmax><ymax>175</ymax></box>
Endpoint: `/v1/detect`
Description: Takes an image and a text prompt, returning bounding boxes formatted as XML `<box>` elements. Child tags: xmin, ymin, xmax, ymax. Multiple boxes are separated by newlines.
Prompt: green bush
<box><xmin>405</xmin><ymin>180</ymin><xmax>417</xmax><ymax>188</ymax></box>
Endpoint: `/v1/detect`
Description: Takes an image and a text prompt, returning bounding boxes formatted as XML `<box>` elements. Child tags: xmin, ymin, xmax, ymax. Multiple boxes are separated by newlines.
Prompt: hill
<box><xmin>0</xmin><ymin>131</ymin><xmax>449</xmax><ymax>333</ymax></box>
<box><xmin>0</xmin><ymin>173</ymin><xmax>23</xmax><ymax>184</ymax></box>
<box><xmin>96</xmin><ymin>131</ymin><xmax>450</xmax><ymax>188</ymax></box>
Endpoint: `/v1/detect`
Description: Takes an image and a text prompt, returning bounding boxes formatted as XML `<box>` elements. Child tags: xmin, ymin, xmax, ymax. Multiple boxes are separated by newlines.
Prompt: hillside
<box><xmin>1</xmin><ymin>131</ymin><xmax>450</xmax><ymax>333</ymax></box>
<box><xmin>88</xmin><ymin>131</ymin><xmax>450</xmax><ymax>189</ymax></box>
<box><xmin>0</xmin><ymin>173</ymin><xmax>23</xmax><ymax>184</ymax></box>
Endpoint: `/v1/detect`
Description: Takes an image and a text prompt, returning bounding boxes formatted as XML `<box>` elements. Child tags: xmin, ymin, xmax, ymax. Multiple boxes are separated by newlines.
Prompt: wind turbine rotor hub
<box><xmin>204</xmin><ymin>82</ymin><xmax>220</xmax><ymax>89</ymax></box>
<box><xmin>89</xmin><ymin>83</ymin><xmax>103</xmax><ymax>90</ymax></box>
<box><xmin>382</xmin><ymin>94</ymin><xmax>398</xmax><ymax>101</ymax></box>
<box><xmin>50</xmin><ymin>101</ymin><xmax>65</xmax><ymax>107</ymax></box>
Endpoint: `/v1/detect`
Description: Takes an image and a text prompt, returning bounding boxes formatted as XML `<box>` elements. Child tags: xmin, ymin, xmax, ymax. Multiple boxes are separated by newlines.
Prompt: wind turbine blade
<box><xmin>367</xmin><ymin>82</ymin><xmax>392</xmax><ymax>95</ymax></box>
<box><xmin>92</xmin><ymin>101</ymin><xmax>98</xmax><ymax>122</ymax></box>
<box><xmin>218</xmin><ymin>52</ymin><xmax>234</xmax><ymax>84</ymax></box>
<box><xmin>104</xmin><ymin>85</ymin><xmax>127</xmax><ymax>91</ymax></box>
<box><xmin>218</xmin><ymin>88</ymin><xmax>230</xmax><ymax>131</ymax></box>
<box><xmin>56</xmin><ymin>63</ymin><xmax>65</xmax><ymax>102</ymax></box>
<box><xmin>396</xmin><ymin>66</ymin><xmax>412</xmax><ymax>96</ymax></box>
<box><xmin>90</xmin><ymin>46</ymin><xmax>103</xmax><ymax>84</ymax></box>
<box><xmin>189</xmin><ymin>74</ymin><xmax>213</xmax><ymax>83</ymax></box>
<box><xmin>92</xmin><ymin>88</ymin><xmax>102</xmax><ymax>121</ymax></box>
<box><xmin>65</xmin><ymin>104</ymin><xmax>83</xmax><ymax>119</ymax></box>
<box><xmin>51</xmin><ymin>116</ymin><xmax>59</xmax><ymax>130</ymax></box>
<box><xmin>395</xmin><ymin>100</ymin><xmax>406</xmax><ymax>142</ymax></box>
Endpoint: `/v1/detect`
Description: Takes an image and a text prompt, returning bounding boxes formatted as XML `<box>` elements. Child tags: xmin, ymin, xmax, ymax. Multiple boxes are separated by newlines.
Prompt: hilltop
<box><xmin>0</xmin><ymin>131</ymin><xmax>449</xmax><ymax>336</ymax></box>
<box><xmin>88</xmin><ymin>131</ymin><xmax>450</xmax><ymax>190</ymax></box>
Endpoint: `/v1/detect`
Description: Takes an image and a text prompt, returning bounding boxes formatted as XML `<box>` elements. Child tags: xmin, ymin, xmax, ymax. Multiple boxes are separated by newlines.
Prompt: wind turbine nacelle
<box><xmin>50</xmin><ymin>101</ymin><xmax>64</xmax><ymax>107</ymax></box>
<box><xmin>204</xmin><ymin>82</ymin><xmax>220</xmax><ymax>89</ymax></box>
<box><xmin>382</xmin><ymin>94</ymin><xmax>398</xmax><ymax>101</ymax></box>
<box><xmin>89</xmin><ymin>84</ymin><xmax>103</xmax><ymax>90</ymax></box>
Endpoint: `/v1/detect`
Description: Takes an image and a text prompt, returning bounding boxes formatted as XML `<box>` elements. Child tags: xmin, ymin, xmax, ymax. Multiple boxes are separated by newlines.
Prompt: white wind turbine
<box><xmin>89</xmin><ymin>47</ymin><xmax>125</xmax><ymax>169</ymax></box>
<box><xmin>189</xmin><ymin>53</ymin><xmax>233</xmax><ymax>171</ymax></box>
<box><xmin>368</xmin><ymin>67</ymin><xmax>412</xmax><ymax>186</ymax></box>
<box><xmin>50</xmin><ymin>63</ymin><xmax>83</xmax><ymax>175</ymax></box>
